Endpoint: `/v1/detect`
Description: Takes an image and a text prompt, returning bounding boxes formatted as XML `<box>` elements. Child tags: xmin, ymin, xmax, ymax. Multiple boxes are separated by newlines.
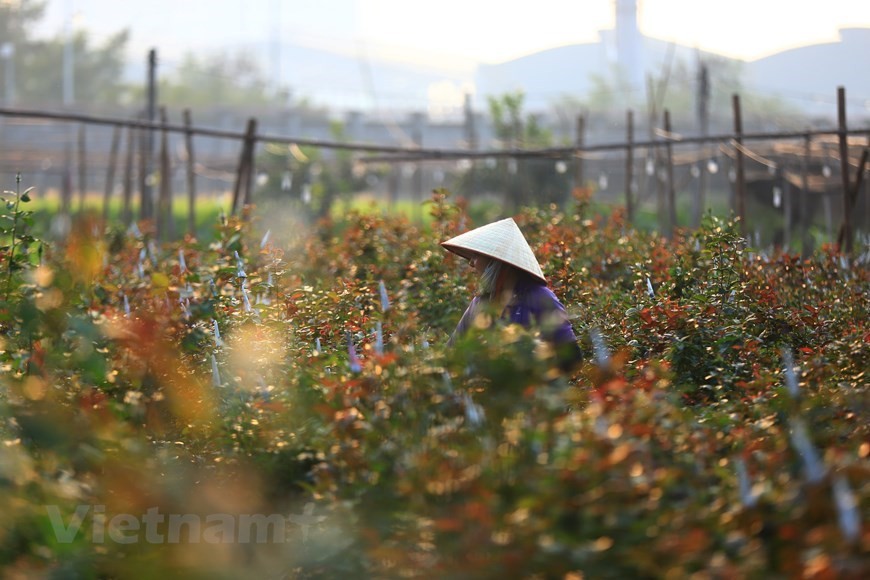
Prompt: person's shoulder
<box><xmin>518</xmin><ymin>278</ymin><xmax>553</xmax><ymax>297</ymax></box>
<box><xmin>517</xmin><ymin>279</ymin><xmax>559</xmax><ymax>306</ymax></box>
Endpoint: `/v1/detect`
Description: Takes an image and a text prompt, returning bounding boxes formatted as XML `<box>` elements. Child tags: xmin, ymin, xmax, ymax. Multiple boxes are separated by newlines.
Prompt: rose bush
<box><xmin>0</xmin><ymin>185</ymin><xmax>867</xmax><ymax>578</ymax></box>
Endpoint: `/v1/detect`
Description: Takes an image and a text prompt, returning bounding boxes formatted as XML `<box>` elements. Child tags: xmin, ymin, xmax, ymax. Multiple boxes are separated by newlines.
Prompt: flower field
<box><xmin>0</xmin><ymin>182</ymin><xmax>867</xmax><ymax>578</ymax></box>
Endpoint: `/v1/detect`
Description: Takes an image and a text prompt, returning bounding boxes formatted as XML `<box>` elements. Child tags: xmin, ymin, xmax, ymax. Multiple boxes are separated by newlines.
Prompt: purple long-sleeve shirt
<box><xmin>450</xmin><ymin>278</ymin><xmax>579</xmax><ymax>353</ymax></box>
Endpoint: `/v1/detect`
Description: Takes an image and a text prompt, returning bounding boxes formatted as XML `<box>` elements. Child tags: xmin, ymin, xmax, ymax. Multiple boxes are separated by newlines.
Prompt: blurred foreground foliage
<box><xmin>0</xmin><ymin>184</ymin><xmax>867</xmax><ymax>578</ymax></box>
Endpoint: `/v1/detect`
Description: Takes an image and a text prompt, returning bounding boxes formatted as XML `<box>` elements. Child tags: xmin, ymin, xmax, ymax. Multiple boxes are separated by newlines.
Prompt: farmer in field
<box><xmin>442</xmin><ymin>217</ymin><xmax>582</xmax><ymax>372</ymax></box>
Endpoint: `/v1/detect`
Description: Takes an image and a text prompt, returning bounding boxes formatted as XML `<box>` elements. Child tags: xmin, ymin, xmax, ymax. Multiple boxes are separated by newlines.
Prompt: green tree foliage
<box><xmin>0</xmin><ymin>0</ymin><xmax>45</xmax><ymax>48</ymax></box>
<box><xmin>254</xmin><ymin>120</ymin><xmax>377</xmax><ymax>222</ymax></box>
<box><xmin>550</xmin><ymin>54</ymin><xmax>800</xmax><ymax>132</ymax></box>
<box><xmin>1</xmin><ymin>0</ymin><xmax>130</xmax><ymax>107</ymax></box>
<box><xmin>142</xmin><ymin>51</ymin><xmax>289</xmax><ymax>109</ymax></box>
<box><xmin>458</xmin><ymin>91</ymin><xmax>568</xmax><ymax>207</ymax></box>
<box><xmin>21</xmin><ymin>30</ymin><xmax>130</xmax><ymax>106</ymax></box>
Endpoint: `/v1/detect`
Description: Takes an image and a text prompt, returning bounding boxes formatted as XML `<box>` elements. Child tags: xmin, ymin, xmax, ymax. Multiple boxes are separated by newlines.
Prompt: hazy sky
<box><xmin>35</xmin><ymin>0</ymin><xmax>870</xmax><ymax>72</ymax></box>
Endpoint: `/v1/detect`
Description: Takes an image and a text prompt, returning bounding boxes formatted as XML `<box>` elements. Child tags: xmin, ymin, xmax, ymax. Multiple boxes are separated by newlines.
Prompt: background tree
<box><xmin>458</xmin><ymin>91</ymin><xmax>568</xmax><ymax>208</ymax></box>
<box><xmin>254</xmin><ymin>120</ymin><xmax>375</xmax><ymax>222</ymax></box>
<box><xmin>136</xmin><ymin>51</ymin><xmax>290</xmax><ymax>109</ymax></box>
<box><xmin>0</xmin><ymin>0</ymin><xmax>45</xmax><ymax>54</ymax></box>
<box><xmin>1</xmin><ymin>0</ymin><xmax>130</xmax><ymax>108</ymax></box>
<box><xmin>21</xmin><ymin>30</ymin><xmax>130</xmax><ymax>107</ymax></box>
<box><xmin>1</xmin><ymin>0</ymin><xmax>47</xmax><ymax>105</ymax></box>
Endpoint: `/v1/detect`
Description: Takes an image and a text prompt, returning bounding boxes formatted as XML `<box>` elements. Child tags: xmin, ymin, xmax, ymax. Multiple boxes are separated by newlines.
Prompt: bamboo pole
<box><xmin>664</xmin><ymin>109</ymin><xmax>676</xmax><ymax>236</ymax></box>
<box><xmin>231</xmin><ymin>118</ymin><xmax>257</xmax><ymax>215</ymax></box>
<box><xmin>732</xmin><ymin>94</ymin><xmax>746</xmax><ymax>234</ymax></box>
<box><xmin>243</xmin><ymin>121</ymin><xmax>257</xmax><ymax>209</ymax></box>
<box><xmin>413</xmin><ymin>117</ymin><xmax>424</xmax><ymax>221</ymax></box>
<box><xmin>230</xmin><ymin>144</ymin><xmax>245</xmax><ymax>216</ymax></box>
<box><xmin>801</xmin><ymin>134</ymin><xmax>811</xmax><ymax>254</ymax></box>
<box><xmin>781</xmin><ymin>167</ymin><xmax>791</xmax><ymax>250</ymax></box>
<box><xmin>387</xmin><ymin>165</ymin><xmax>398</xmax><ymax>211</ymax></box>
<box><xmin>122</xmin><ymin>124</ymin><xmax>135</xmax><ymax>226</ymax></box>
<box><xmin>625</xmin><ymin>109</ymin><xmax>634</xmax><ymax>223</ymax></box>
<box><xmin>695</xmin><ymin>63</ymin><xmax>710</xmax><ymax>229</ymax></box>
<box><xmin>836</xmin><ymin>87</ymin><xmax>852</xmax><ymax>255</ymax></box>
<box><xmin>864</xmin><ymin>133</ymin><xmax>870</xmax><ymax>239</ymax></box>
<box><xmin>866</xmin><ymin>134</ymin><xmax>870</xmax><ymax>236</ymax></box>
<box><xmin>183</xmin><ymin>109</ymin><xmax>196</xmax><ymax>237</ymax></box>
<box><xmin>137</xmin><ymin>111</ymin><xmax>150</xmax><ymax>221</ymax></box>
<box><xmin>143</xmin><ymin>49</ymin><xmax>157</xmax><ymax>221</ymax></box>
<box><xmin>574</xmin><ymin>114</ymin><xmax>585</xmax><ymax>192</ymax></box>
<box><xmin>77</xmin><ymin>123</ymin><xmax>86</xmax><ymax>213</ymax></box>
<box><xmin>2</xmin><ymin>105</ymin><xmax>869</xmax><ymax>162</ymax></box>
<box><xmin>62</xmin><ymin>144</ymin><xmax>72</xmax><ymax>217</ymax></box>
<box><xmin>837</xmin><ymin>148</ymin><xmax>868</xmax><ymax>250</ymax></box>
<box><xmin>158</xmin><ymin>107</ymin><xmax>173</xmax><ymax>241</ymax></box>
<box><xmin>103</xmin><ymin>124</ymin><xmax>121</xmax><ymax>222</ymax></box>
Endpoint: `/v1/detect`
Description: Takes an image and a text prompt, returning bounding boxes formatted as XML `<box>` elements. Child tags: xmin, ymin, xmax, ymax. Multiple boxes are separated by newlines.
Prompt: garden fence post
<box><xmin>654</xmin><ymin>119</ymin><xmax>665</xmax><ymax>232</ymax></box>
<box><xmin>664</xmin><ymin>109</ymin><xmax>676</xmax><ymax>237</ymax></box>
<box><xmin>781</xmin><ymin>167</ymin><xmax>791</xmax><ymax>250</ymax></box>
<box><xmin>732</xmin><ymin>94</ymin><xmax>746</xmax><ymax>235</ymax></box>
<box><xmin>103</xmin><ymin>124</ymin><xmax>121</xmax><ymax>223</ymax></box>
<box><xmin>158</xmin><ymin>107</ymin><xmax>173</xmax><ymax>241</ymax></box>
<box><xmin>823</xmin><ymin>141</ymin><xmax>834</xmax><ymax>241</ymax></box>
<box><xmin>574</xmin><ymin>114</ymin><xmax>585</xmax><ymax>192</ymax></box>
<box><xmin>78</xmin><ymin>123</ymin><xmax>87</xmax><ymax>213</ymax></box>
<box><xmin>412</xmin><ymin>114</ymin><xmax>424</xmax><ymax>222</ymax></box>
<box><xmin>242</xmin><ymin>119</ymin><xmax>257</xmax><ymax>209</ymax></box>
<box><xmin>463</xmin><ymin>93</ymin><xmax>478</xmax><ymax>199</ymax></box>
<box><xmin>837</xmin><ymin>148</ymin><xmax>868</xmax><ymax>251</ymax></box>
<box><xmin>183</xmin><ymin>109</ymin><xmax>197</xmax><ymax>237</ymax></box>
<box><xmin>143</xmin><ymin>49</ymin><xmax>157</xmax><ymax>221</ymax></box>
<box><xmin>801</xmin><ymin>133</ymin><xmax>811</xmax><ymax>255</ymax></box>
<box><xmin>138</xmin><ymin>111</ymin><xmax>151</xmax><ymax>222</ymax></box>
<box><xmin>122</xmin><ymin>124</ymin><xmax>135</xmax><ymax>226</ymax></box>
<box><xmin>62</xmin><ymin>144</ymin><xmax>72</xmax><ymax>217</ymax></box>
<box><xmin>836</xmin><ymin>87</ymin><xmax>852</xmax><ymax>255</ymax></box>
<box><xmin>230</xmin><ymin>123</ymin><xmax>247</xmax><ymax>215</ymax></box>
<box><xmin>231</xmin><ymin>117</ymin><xmax>257</xmax><ymax>216</ymax></box>
<box><xmin>695</xmin><ymin>62</ymin><xmax>710</xmax><ymax>229</ymax></box>
<box><xmin>866</xmin><ymin>133</ymin><xmax>870</xmax><ymax>235</ymax></box>
<box><xmin>387</xmin><ymin>165</ymin><xmax>398</xmax><ymax>210</ymax></box>
<box><xmin>625</xmin><ymin>109</ymin><xmax>634</xmax><ymax>224</ymax></box>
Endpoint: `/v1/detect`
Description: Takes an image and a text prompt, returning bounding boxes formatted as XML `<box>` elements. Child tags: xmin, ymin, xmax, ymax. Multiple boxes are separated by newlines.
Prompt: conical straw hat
<box><xmin>441</xmin><ymin>217</ymin><xmax>546</xmax><ymax>283</ymax></box>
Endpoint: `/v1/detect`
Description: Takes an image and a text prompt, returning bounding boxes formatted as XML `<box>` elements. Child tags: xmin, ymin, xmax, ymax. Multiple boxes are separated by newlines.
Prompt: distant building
<box><xmin>474</xmin><ymin>0</ymin><xmax>870</xmax><ymax>122</ymax></box>
<box><xmin>474</xmin><ymin>0</ymin><xmax>712</xmax><ymax>112</ymax></box>
<box><xmin>615</xmin><ymin>0</ymin><xmax>644</xmax><ymax>92</ymax></box>
<box><xmin>746</xmin><ymin>28</ymin><xmax>870</xmax><ymax>120</ymax></box>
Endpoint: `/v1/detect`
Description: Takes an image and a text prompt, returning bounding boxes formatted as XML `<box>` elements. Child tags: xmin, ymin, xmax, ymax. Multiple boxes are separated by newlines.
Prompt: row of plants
<box><xmin>0</xmin><ymin>179</ymin><xmax>867</xmax><ymax>577</ymax></box>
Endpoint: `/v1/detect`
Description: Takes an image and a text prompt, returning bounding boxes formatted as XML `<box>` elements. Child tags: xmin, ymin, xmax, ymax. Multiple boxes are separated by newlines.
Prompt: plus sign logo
<box><xmin>287</xmin><ymin>502</ymin><xmax>326</xmax><ymax>543</ymax></box>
